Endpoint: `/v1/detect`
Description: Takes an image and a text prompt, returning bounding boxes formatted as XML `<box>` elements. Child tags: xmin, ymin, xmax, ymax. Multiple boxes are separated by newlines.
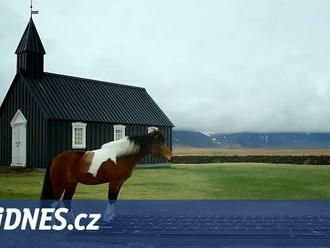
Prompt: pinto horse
<box><xmin>40</xmin><ymin>131</ymin><xmax>172</xmax><ymax>221</ymax></box>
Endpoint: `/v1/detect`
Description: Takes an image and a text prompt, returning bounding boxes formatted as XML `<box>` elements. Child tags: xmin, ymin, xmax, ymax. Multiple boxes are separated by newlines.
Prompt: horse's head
<box><xmin>149</xmin><ymin>131</ymin><xmax>172</xmax><ymax>161</ymax></box>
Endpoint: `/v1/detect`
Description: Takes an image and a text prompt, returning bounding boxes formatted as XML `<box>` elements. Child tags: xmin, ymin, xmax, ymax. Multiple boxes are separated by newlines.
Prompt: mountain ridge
<box><xmin>173</xmin><ymin>130</ymin><xmax>330</xmax><ymax>149</ymax></box>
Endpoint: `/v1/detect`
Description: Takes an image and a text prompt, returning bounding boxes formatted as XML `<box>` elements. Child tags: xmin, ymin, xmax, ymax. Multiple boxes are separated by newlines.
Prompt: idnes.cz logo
<box><xmin>0</xmin><ymin>207</ymin><xmax>101</xmax><ymax>231</ymax></box>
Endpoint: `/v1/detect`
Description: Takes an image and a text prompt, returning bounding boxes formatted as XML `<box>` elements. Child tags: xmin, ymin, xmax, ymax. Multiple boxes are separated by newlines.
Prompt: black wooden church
<box><xmin>0</xmin><ymin>17</ymin><xmax>174</xmax><ymax>168</ymax></box>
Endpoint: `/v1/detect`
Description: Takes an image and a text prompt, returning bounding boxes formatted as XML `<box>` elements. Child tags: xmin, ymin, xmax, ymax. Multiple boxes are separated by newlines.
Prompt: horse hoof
<box><xmin>67</xmin><ymin>212</ymin><xmax>76</xmax><ymax>224</ymax></box>
<box><xmin>102</xmin><ymin>214</ymin><xmax>116</xmax><ymax>224</ymax></box>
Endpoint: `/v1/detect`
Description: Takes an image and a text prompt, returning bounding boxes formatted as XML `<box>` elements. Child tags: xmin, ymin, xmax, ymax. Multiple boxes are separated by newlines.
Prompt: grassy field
<box><xmin>173</xmin><ymin>147</ymin><xmax>330</xmax><ymax>156</ymax></box>
<box><xmin>1</xmin><ymin>163</ymin><xmax>330</xmax><ymax>200</ymax></box>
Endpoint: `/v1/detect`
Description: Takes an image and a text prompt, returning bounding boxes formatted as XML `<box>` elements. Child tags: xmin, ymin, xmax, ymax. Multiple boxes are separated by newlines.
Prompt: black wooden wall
<box><xmin>0</xmin><ymin>75</ymin><xmax>48</xmax><ymax>168</ymax></box>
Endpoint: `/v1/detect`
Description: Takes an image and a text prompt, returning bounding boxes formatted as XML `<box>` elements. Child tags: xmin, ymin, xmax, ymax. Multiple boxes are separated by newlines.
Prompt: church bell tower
<box><xmin>15</xmin><ymin>17</ymin><xmax>46</xmax><ymax>78</ymax></box>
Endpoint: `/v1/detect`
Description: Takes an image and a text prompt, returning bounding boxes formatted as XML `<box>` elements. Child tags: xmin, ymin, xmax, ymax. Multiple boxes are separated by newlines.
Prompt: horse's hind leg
<box><xmin>50</xmin><ymin>165</ymin><xmax>66</xmax><ymax>200</ymax></box>
<box><xmin>49</xmin><ymin>176</ymin><xmax>65</xmax><ymax>210</ymax></box>
<box><xmin>63</xmin><ymin>182</ymin><xmax>78</xmax><ymax>200</ymax></box>
<box><xmin>63</xmin><ymin>182</ymin><xmax>78</xmax><ymax>221</ymax></box>
<box><xmin>47</xmin><ymin>174</ymin><xmax>66</xmax><ymax>225</ymax></box>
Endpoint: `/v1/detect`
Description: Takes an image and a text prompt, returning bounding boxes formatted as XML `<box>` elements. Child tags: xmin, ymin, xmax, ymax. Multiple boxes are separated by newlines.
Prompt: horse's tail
<box><xmin>40</xmin><ymin>160</ymin><xmax>53</xmax><ymax>200</ymax></box>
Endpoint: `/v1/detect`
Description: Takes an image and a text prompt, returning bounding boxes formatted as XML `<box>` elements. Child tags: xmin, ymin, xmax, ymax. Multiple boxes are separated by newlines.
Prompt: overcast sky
<box><xmin>1</xmin><ymin>0</ymin><xmax>330</xmax><ymax>132</ymax></box>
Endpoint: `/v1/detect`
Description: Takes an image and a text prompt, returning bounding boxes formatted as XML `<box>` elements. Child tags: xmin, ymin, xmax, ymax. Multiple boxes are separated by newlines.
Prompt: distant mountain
<box><xmin>211</xmin><ymin>132</ymin><xmax>330</xmax><ymax>149</ymax></box>
<box><xmin>172</xmin><ymin>130</ymin><xmax>330</xmax><ymax>149</ymax></box>
<box><xmin>172</xmin><ymin>130</ymin><xmax>218</xmax><ymax>148</ymax></box>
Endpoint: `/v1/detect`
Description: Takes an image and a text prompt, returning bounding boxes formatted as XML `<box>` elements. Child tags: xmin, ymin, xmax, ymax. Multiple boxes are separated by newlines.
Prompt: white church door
<box><xmin>10</xmin><ymin>110</ymin><xmax>27</xmax><ymax>167</ymax></box>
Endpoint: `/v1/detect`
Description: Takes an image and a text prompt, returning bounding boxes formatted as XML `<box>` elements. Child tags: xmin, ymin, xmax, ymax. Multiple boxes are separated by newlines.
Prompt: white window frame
<box><xmin>114</xmin><ymin>124</ymin><xmax>126</xmax><ymax>141</ymax></box>
<box><xmin>72</xmin><ymin>122</ymin><xmax>87</xmax><ymax>149</ymax></box>
<box><xmin>148</xmin><ymin>126</ymin><xmax>158</xmax><ymax>133</ymax></box>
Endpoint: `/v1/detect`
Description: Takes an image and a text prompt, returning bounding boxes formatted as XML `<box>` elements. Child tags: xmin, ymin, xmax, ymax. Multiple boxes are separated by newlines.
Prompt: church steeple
<box><xmin>15</xmin><ymin>17</ymin><xmax>45</xmax><ymax>78</ymax></box>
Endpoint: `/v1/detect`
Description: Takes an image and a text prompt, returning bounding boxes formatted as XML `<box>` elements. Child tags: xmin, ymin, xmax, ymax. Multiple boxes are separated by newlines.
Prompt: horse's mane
<box><xmin>101</xmin><ymin>137</ymin><xmax>130</xmax><ymax>149</ymax></box>
<box><xmin>99</xmin><ymin>131</ymin><xmax>165</xmax><ymax>152</ymax></box>
<box><xmin>128</xmin><ymin>131</ymin><xmax>165</xmax><ymax>149</ymax></box>
<box><xmin>128</xmin><ymin>134</ymin><xmax>154</xmax><ymax>150</ymax></box>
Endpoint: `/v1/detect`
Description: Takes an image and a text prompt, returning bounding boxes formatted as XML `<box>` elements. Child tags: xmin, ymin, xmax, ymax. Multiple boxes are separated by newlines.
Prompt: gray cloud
<box><xmin>1</xmin><ymin>0</ymin><xmax>330</xmax><ymax>132</ymax></box>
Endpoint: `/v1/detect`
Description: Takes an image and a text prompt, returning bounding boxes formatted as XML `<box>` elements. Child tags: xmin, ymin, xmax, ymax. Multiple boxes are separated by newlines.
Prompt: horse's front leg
<box><xmin>103</xmin><ymin>181</ymin><xmax>123</xmax><ymax>222</ymax></box>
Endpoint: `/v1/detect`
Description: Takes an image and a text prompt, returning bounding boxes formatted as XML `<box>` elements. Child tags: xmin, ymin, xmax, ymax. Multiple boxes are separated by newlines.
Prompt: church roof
<box><xmin>15</xmin><ymin>18</ymin><xmax>46</xmax><ymax>54</ymax></box>
<box><xmin>22</xmin><ymin>72</ymin><xmax>174</xmax><ymax>127</ymax></box>
<box><xmin>9</xmin><ymin>18</ymin><xmax>173</xmax><ymax>127</ymax></box>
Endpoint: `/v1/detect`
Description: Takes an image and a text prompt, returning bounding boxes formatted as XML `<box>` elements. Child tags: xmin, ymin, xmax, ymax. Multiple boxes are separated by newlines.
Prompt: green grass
<box><xmin>1</xmin><ymin>163</ymin><xmax>330</xmax><ymax>200</ymax></box>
